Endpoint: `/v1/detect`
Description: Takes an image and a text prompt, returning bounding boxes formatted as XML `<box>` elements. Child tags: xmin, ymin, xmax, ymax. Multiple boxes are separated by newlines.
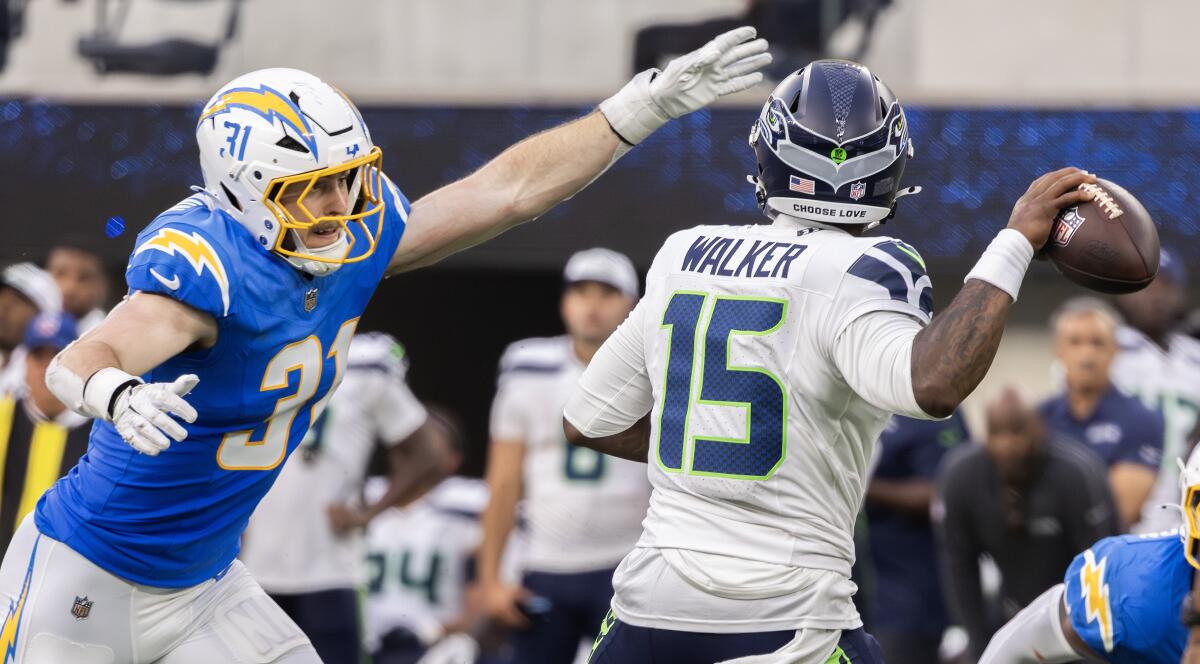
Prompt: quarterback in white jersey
<box><xmin>565</xmin><ymin>60</ymin><xmax>1102</xmax><ymax>664</ymax></box>
<box><xmin>480</xmin><ymin>249</ymin><xmax>651</xmax><ymax>663</ymax></box>
<box><xmin>1112</xmin><ymin>250</ymin><xmax>1200</xmax><ymax>533</ymax></box>
<box><xmin>241</xmin><ymin>332</ymin><xmax>442</xmax><ymax>663</ymax></box>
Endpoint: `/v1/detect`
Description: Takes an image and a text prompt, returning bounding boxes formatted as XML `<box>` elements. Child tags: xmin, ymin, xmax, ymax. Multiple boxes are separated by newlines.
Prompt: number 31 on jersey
<box><xmin>217</xmin><ymin>319</ymin><xmax>358</xmax><ymax>470</ymax></box>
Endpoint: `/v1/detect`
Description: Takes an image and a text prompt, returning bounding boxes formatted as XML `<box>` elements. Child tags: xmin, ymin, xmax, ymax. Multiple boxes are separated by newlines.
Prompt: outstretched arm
<box><xmin>978</xmin><ymin>584</ymin><xmax>1101</xmax><ymax>663</ymax></box>
<box><xmin>45</xmin><ymin>292</ymin><xmax>215</xmax><ymax>455</ymax></box>
<box><xmin>391</xmin><ymin>112</ymin><xmax>619</xmax><ymax>273</ymax></box>
<box><xmin>388</xmin><ymin>27</ymin><xmax>770</xmax><ymax>274</ymax></box>
<box><xmin>910</xmin><ymin>168</ymin><xmax>1096</xmax><ymax>417</ymax></box>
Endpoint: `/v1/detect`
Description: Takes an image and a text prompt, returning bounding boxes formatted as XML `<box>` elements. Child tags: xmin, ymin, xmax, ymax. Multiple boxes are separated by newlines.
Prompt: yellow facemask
<box><xmin>262</xmin><ymin>146</ymin><xmax>386</xmax><ymax>265</ymax></box>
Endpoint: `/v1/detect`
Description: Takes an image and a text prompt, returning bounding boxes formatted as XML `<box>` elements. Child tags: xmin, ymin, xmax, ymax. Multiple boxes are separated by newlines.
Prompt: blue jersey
<box><xmin>866</xmin><ymin>411</ymin><xmax>968</xmax><ymax>635</ymax></box>
<box><xmin>1039</xmin><ymin>386</ymin><xmax>1164</xmax><ymax>470</ymax></box>
<box><xmin>35</xmin><ymin>181</ymin><xmax>408</xmax><ymax>587</ymax></box>
<box><xmin>1063</xmin><ymin>531</ymin><xmax>1192</xmax><ymax>664</ymax></box>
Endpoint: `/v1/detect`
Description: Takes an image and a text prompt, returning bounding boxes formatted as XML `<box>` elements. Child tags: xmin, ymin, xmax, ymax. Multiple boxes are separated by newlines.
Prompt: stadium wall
<box><xmin>3</xmin><ymin>0</ymin><xmax>1199</xmax><ymax>105</ymax></box>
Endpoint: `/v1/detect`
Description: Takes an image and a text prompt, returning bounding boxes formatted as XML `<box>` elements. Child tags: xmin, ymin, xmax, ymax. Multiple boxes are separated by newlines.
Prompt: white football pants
<box><xmin>0</xmin><ymin>516</ymin><xmax>321</xmax><ymax>663</ymax></box>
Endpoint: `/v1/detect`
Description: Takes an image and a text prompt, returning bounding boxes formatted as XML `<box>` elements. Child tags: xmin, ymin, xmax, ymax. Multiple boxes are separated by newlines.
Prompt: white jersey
<box><xmin>363</xmin><ymin>476</ymin><xmax>489</xmax><ymax>648</ymax></box>
<box><xmin>490</xmin><ymin>335</ymin><xmax>650</xmax><ymax>573</ymax></box>
<box><xmin>241</xmin><ymin>332</ymin><xmax>428</xmax><ymax>593</ymax></box>
<box><xmin>565</xmin><ymin>216</ymin><xmax>934</xmax><ymax>633</ymax></box>
<box><xmin>1111</xmin><ymin>326</ymin><xmax>1200</xmax><ymax>533</ymax></box>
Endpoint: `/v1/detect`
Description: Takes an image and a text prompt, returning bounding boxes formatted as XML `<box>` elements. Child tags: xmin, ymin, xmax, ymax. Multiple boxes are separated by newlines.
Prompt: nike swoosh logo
<box><xmin>149</xmin><ymin>268</ymin><xmax>181</xmax><ymax>291</ymax></box>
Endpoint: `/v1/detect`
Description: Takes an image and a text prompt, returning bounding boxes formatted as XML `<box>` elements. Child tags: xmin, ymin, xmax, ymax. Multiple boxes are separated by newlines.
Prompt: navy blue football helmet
<box><xmin>749</xmin><ymin>60</ymin><xmax>919</xmax><ymax>227</ymax></box>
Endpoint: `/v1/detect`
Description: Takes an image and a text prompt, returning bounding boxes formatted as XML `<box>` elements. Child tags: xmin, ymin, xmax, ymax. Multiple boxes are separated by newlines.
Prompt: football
<box><xmin>1045</xmin><ymin>178</ymin><xmax>1160</xmax><ymax>294</ymax></box>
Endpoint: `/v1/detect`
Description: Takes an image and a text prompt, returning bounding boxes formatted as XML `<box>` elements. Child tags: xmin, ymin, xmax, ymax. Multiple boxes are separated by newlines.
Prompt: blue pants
<box><xmin>512</xmin><ymin>567</ymin><xmax>616</xmax><ymax>663</ymax></box>
<box><xmin>588</xmin><ymin>610</ymin><xmax>885</xmax><ymax>664</ymax></box>
<box><xmin>269</xmin><ymin>588</ymin><xmax>361</xmax><ymax>664</ymax></box>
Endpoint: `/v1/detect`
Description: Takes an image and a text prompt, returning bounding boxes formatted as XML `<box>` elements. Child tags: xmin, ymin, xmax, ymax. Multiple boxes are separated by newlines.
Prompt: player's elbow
<box><xmin>563</xmin><ymin>417</ymin><xmax>588</xmax><ymax>446</ymax></box>
<box><xmin>912</xmin><ymin>374</ymin><xmax>961</xmax><ymax>419</ymax></box>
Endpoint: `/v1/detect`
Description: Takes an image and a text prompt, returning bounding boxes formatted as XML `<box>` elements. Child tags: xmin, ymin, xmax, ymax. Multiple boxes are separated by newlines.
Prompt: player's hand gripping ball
<box><xmin>1046</xmin><ymin>178</ymin><xmax>1160</xmax><ymax>294</ymax></box>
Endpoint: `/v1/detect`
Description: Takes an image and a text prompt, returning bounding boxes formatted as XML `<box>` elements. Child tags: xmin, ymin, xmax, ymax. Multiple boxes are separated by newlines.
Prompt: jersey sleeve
<box><xmin>835</xmin><ymin>239</ymin><xmax>933</xmax><ymax>334</ymax></box>
<box><xmin>1064</xmin><ymin>540</ymin><xmax>1121</xmax><ymax>657</ymax></box>
<box><xmin>563</xmin><ymin>299</ymin><xmax>654</xmax><ymax>438</ymax></box>
<box><xmin>371</xmin><ymin>366</ymin><xmax>428</xmax><ymax>448</ymax></box>
<box><xmin>832</xmin><ymin>309</ymin><xmax>932</xmax><ymax>419</ymax></box>
<box><xmin>350</xmin><ymin>333</ymin><xmax>427</xmax><ymax>446</ymax></box>
<box><xmin>490</xmin><ymin>361</ymin><xmax>535</xmax><ymax>443</ymax></box>
<box><xmin>126</xmin><ymin>223</ymin><xmax>235</xmax><ymax>319</ymax></box>
<box><xmin>1115</xmin><ymin>405</ymin><xmax>1164</xmax><ymax>469</ymax></box>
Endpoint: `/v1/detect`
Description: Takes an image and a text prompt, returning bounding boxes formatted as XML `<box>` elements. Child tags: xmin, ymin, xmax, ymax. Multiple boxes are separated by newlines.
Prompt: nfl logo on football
<box><xmin>72</xmin><ymin>596</ymin><xmax>93</xmax><ymax>620</ymax></box>
<box><xmin>849</xmin><ymin>181</ymin><xmax>866</xmax><ymax>201</ymax></box>
<box><xmin>1052</xmin><ymin>206</ymin><xmax>1087</xmax><ymax>247</ymax></box>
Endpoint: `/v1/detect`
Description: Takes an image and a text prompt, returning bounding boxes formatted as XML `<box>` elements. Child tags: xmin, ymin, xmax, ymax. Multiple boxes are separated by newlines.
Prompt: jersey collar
<box><xmin>771</xmin><ymin>213</ymin><xmax>846</xmax><ymax>234</ymax></box>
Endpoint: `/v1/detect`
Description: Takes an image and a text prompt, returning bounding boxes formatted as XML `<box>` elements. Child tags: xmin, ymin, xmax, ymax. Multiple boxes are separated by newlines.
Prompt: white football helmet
<box><xmin>196</xmin><ymin>68</ymin><xmax>386</xmax><ymax>276</ymax></box>
<box><xmin>1179</xmin><ymin>451</ymin><xmax>1200</xmax><ymax>568</ymax></box>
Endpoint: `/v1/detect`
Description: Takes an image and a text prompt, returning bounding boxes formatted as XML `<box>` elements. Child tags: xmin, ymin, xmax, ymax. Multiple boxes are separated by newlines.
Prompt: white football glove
<box><xmin>601</xmin><ymin>26</ymin><xmax>772</xmax><ymax>146</ymax></box>
<box><xmin>108</xmin><ymin>374</ymin><xmax>200</xmax><ymax>456</ymax></box>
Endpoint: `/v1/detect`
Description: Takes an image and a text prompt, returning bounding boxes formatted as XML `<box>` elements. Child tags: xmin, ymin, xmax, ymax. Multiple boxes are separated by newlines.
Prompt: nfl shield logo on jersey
<box><xmin>71</xmin><ymin>596</ymin><xmax>93</xmax><ymax>620</ymax></box>
<box><xmin>849</xmin><ymin>181</ymin><xmax>866</xmax><ymax>200</ymax></box>
<box><xmin>304</xmin><ymin>288</ymin><xmax>318</xmax><ymax>312</ymax></box>
<box><xmin>1053</xmin><ymin>207</ymin><xmax>1087</xmax><ymax>247</ymax></box>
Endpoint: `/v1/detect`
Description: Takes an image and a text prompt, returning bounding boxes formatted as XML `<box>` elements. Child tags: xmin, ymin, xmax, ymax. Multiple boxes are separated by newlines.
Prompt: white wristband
<box><xmin>599</xmin><ymin>69</ymin><xmax>670</xmax><ymax>147</ymax></box>
<box><xmin>82</xmin><ymin>367</ymin><xmax>143</xmax><ymax>420</ymax></box>
<box><xmin>964</xmin><ymin>228</ymin><xmax>1035</xmax><ymax>301</ymax></box>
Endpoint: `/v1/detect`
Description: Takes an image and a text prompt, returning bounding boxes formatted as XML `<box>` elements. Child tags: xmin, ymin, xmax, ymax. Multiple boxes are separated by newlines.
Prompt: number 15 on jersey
<box><xmin>656</xmin><ymin>291</ymin><xmax>788</xmax><ymax>481</ymax></box>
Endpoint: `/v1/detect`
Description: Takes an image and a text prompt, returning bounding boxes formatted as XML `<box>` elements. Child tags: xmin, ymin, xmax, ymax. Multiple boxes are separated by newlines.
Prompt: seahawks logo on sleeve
<box><xmin>846</xmin><ymin>240</ymin><xmax>933</xmax><ymax>319</ymax></box>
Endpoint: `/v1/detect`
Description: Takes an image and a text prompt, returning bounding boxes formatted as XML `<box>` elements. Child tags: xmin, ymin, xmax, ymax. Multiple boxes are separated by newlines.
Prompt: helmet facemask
<box><xmin>1180</xmin><ymin>457</ymin><xmax>1200</xmax><ymax>569</ymax></box>
<box><xmin>262</xmin><ymin>147</ymin><xmax>385</xmax><ymax>276</ymax></box>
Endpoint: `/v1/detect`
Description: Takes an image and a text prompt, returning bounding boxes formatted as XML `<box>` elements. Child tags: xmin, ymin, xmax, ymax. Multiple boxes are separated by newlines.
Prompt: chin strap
<box><xmin>284</xmin><ymin>229</ymin><xmax>349</xmax><ymax>276</ymax></box>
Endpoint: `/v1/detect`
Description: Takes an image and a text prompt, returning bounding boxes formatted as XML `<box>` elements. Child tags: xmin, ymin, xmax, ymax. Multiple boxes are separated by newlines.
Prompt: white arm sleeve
<box><xmin>563</xmin><ymin>301</ymin><xmax>654</xmax><ymax>437</ymax></box>
<box><xmin>832</xmin><ymin>310</ymin><xmax>933</xmax><ymax>420</ymax></box>
<box><xmin>979</xmin><ymin>584</ymin><xmax>1079</xmax><ymax>664</ymax></box>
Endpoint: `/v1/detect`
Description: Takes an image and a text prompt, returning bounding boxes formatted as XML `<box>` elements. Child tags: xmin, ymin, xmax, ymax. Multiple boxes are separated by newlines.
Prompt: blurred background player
<box><xmin>364</xmin><ymin>409</ymin><xmax>492</xmax><ymax>664</ymax></box>
<box><xmin>978</xmin><ymin>450</ymin><xmax>1200</xmax><ymax>664</ymax></box>
<box><xmin>479</xmin><ymin>248</ymin><xmax>650</xmax><ymax>664</ymax></box>
<box><xmin>0</xmin><ymin>311</ymin><xmax>86</xmax><ymax>557</ymax></box>
<box><xmin>864</xmin><ymin>410</ymin><xmax>969</xmax><ymax>664</ymax></box>
<box><xmin>1111</xmin><ymin>249</ymin><xmax>1200</xmax><ymax>533</ymax></box>
<box><xmin>0</xmin><ymin>263</ymin><xmax>61</xmax><ymax>395</ymax></box>
<box><xmin>935</xmin><ymin>387</ymin><xmax>1118</xmax><ymax>660</ymax></box>
<box><xmin>1039</xmin><ymin>297</ymin><xmax>1163</xmax><ymax>530</ymax></box>
<box><xmin>564</xmin><ymin>58</ymin><xmax>1101</xmax><ymax>663</ymax></box>
<box><xmin>46</xmin><ymin>242</ymin><xmax>110</xmax><ymax>333</ymax></box>
<box><xmin>242</xmin><ymin>332</ymin><xmax>448</xmax><ymax>664</ymax></box>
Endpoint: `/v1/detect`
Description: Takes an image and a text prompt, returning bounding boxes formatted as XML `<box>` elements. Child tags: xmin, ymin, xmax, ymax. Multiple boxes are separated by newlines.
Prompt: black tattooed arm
<box><xmin>911</xmin><ymin>167</ymin><xmax>1096</xmax><ymax>417</ymax></box>
<box><xmin>564</xmin><ymin>415</ymin><xmax>652</xmax><ymax>464</ymax></box>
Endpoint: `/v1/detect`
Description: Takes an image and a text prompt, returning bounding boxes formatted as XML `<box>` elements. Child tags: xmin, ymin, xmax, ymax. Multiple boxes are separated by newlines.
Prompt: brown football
<box><xmin>1045</xmin><ymin>178</ymin><xmax>1160</xmax><ymax>294</ymax></box>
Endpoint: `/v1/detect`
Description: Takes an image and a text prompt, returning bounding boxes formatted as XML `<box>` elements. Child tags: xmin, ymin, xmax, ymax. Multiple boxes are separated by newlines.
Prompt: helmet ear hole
<box><xmin>220</xmin><ymin>183</ymin><xmax>242</xmax><ymax>212</ymax></box>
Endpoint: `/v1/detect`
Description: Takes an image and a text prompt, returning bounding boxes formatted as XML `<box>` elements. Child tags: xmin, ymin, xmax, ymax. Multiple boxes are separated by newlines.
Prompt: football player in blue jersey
<box><xmin>979</xmin><ymin>455</ymin><xmax>1200</xmax><ymax>663</ymax></box>
<box><xmin>0</xmin><ymin>29</ymin><xmax>772</xmax><ymax>664</ymax></box>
